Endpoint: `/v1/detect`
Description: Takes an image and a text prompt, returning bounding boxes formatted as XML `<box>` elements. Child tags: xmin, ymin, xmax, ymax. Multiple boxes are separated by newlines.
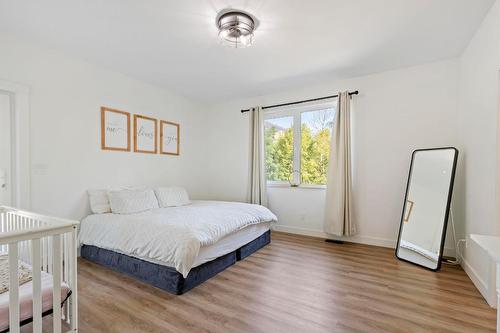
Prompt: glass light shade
<box><xmin>217</xmin><ymin>11</ymin><xmax>255</xmax><ymax>48</ymax></box>
<box><xmin>218</xmin><ymin>30</ymin><xmax>254</xmax><ymax>48</ymax></box>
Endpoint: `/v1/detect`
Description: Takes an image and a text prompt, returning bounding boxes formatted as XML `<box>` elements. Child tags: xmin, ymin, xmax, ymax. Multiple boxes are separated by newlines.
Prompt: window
<box><xmin>264</xmin><ymin>116</ymin><xmax>294</xmax><ymax>182</ymax></box>
<box><xmin>301</xmin><ymin>109</ymin><xmax>334</xmax><ymax>185</ymax></box>
<box><xmin>264</xmin><ymin>102</ymin><xmax>336</xmax><ymax>187</ymax></box>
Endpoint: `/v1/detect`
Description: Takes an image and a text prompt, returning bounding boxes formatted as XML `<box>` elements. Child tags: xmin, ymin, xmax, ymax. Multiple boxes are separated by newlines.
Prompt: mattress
<box><xmin>184</xmin><ymin>222</ymin><xmax>270</xmax><ymax>267</ymax></box>
<box><xmin>0</xmin><ymin>270</ymin><xmax>71</xmax><ymax>332</ymax></box>
<box><xmin>82</xmin><ymin>222</ymin><xmax>270</xmax><ymax>269</ymax></box>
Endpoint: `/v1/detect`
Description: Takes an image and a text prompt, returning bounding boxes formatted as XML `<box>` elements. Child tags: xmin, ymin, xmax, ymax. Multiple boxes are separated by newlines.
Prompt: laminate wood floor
<box><xmin>36</xmin><ymin>232</ymin><xmax>497</xmax><ymax>333</ymax></box>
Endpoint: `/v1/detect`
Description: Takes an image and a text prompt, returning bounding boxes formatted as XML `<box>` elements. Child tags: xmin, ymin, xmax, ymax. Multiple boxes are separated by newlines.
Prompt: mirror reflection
<box><xmin>396</xmin><ymin>148</ymin><xmax>458</xmax><ymax>270</ymax></box>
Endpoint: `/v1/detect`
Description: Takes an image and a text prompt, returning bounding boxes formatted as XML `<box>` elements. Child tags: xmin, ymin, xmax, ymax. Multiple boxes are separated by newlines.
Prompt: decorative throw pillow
<box><xmin>88</xmin><ymin>186</ymin><xmax>147</xmax><ymax>214</ymax></box>
<box><xmin>154</xmin><ymin>187</ymin><xmax>191</xmax><ymax>207</ymax></box>
<box><xmin>108</xmin><ymin>189</ymin><xmax>159</xmax><ymax>214</ymax></box>
<box><xmin>88</xmin><ymin>189</ymin><xmax>112</xmax><ymax>214</ymax></box>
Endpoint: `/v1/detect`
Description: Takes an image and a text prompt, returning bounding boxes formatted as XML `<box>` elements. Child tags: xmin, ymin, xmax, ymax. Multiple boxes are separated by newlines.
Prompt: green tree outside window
<box><xmin>264</xmin><ymin>108</ymin><xmax>334</xmax><ymax>185</ymax></box>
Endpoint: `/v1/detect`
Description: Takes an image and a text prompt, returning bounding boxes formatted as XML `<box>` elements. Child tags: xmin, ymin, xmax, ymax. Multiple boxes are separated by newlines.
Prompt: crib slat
<box><xmin>52</xmin><ymin>234</ymin><xmax>62</xmax><ymax>333</ymax></box>
<box><xmin>42</xmin><ymin>237</ymin><xmax>47</xmax><ymax>272</ymax></box>
<box><xmin>32</xmin><ymin>238</ymin><xmax>42</xmax><ymax>333</ymax></box>
<box><xmin>48</xmin><ymin>236</ymin><xmax>53</xmax><ymax>274</ymax></box>
<box><xmin>70</xmin><ymin>226</ymin><xmax>78</xmax><ymax>331</ymax></box>
<box><xmin>63</xmin><ymin>234</ymin><xmax>69</xmax><ymax>323</ymax></box>
<box><xmin>8</xmin><ymin>242</ymin><xmax>20</xmax><ymax>333</ymax></box>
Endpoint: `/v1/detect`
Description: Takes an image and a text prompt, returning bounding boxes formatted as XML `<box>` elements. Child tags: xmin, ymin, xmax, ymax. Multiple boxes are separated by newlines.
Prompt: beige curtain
<box><xmin>249</xmin><ymin>107</ymin><xmax>268</xmax><ymax>206</ymax></box>
<box><xmin>324</xmin><ymin>92</ymin><xmax>355</xmax><ymax>236</ymax></box>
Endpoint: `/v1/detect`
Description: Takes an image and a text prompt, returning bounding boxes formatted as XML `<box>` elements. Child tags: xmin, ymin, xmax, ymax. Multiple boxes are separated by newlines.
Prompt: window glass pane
<box><xmin>301</xmin><ymin>108</ymin><xmax>335</xmax><ymax>185</ymax></box>
<box><xmin>264</xmin><ymin>116</ymin><xmax>294</xmax><ymax>182</ymax></box>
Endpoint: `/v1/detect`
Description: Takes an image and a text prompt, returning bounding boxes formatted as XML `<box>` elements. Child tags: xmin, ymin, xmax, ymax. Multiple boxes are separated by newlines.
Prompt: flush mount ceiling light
<box><xmin>216</xmin><ymin>10</ymin><xmax>256</xmax><ymax>48</ymax></box>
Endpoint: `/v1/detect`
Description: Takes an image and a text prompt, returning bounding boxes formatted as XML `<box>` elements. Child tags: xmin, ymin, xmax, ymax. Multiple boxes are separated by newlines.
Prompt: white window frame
<box><xmin>264</xmin><ymin>100</ymin><xmax>336</xmax><ymax>189</ymax></box>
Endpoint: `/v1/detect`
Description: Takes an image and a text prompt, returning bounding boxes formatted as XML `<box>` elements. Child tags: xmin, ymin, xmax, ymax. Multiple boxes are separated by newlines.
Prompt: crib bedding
<box><xmin>0</xmin><ymin>254</ymin><xmax>32</xmax><ymax>294</ymax></box>
<box><xmin>79</xmin><ymin>200</ymin><xmax>277</xmax><ymax>277</ymax></box>
<box><xmin>0</xmin><ymin>270</ymin><xmax>71</xmax><ymax>332</ymax></box>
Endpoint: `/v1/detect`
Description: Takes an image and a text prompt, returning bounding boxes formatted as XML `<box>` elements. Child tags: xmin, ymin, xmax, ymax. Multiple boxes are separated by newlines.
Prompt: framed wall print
<box><xmin>160</xmin><ymin>120</ymin><xmax>180</xmax><ymax>155</ymax></box>
<box><xmin>101</xmin><ymin>107</ymin><xmax>131</xmax><ymax>151</ymax></box>
<box><xmin>134</xmin><ymin>114</ymin><xmax>158</xmax><ymax>154</ymax></box>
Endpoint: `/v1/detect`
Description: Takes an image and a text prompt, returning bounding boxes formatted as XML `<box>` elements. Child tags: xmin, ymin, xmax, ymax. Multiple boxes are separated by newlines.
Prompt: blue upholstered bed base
<box><xmin>81</xmin><ymin>230</ymin><xmax>271</xmax><ymax>295</ymax></box>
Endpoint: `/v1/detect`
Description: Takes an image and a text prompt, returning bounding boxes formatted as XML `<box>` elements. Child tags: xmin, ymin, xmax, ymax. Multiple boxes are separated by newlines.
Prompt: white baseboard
<box><xmin>272</xmin><ymin>224</ymin><xmax>396</xmax><ymax>248</ymax></box>
<box><xmin>273</xmin><ymin>225</ymin><xmax>458</xmax><ymax>254</ymax></box>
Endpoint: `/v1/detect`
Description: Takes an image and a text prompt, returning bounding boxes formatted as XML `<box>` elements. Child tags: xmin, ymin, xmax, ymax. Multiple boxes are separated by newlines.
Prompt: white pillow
<box><xmin>155</xmin><ymin>187</ymin><xmax>191</xmax><ymax>207</ymax></box>
<box><xmin>88</xmin><ymin>186</ymin><xmax>146</xmax><ymax>214</ymax></box>
<box><xmin>88</xmin><ymin>189</ymin><xmax>111</xmax><ymax>214</ymax></box>
<box><xmin>108</xmin><ymin>189</ymin><xmax>159</xmax><ymax>214</ymax></box>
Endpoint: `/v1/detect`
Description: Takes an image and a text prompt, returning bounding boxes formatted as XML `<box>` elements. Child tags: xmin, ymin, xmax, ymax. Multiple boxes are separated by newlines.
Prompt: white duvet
<box><xmin>79</xmin><ymin>200</ymin><xmax>277</xmax><ymax>277</ymax></box>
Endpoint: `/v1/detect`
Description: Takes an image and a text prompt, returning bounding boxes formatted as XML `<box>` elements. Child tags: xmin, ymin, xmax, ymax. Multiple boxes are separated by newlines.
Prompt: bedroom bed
<box><xmin>79</xmin><ymin>199</ymin><xmax>277</xmax><ymax>295</ymax></box>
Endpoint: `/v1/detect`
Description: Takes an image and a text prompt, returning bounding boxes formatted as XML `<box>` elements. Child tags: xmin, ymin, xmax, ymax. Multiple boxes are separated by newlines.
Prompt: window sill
<box><xmin>267</xmin><ymin>183</ymin><xmax>326</xmax><ymax>190</ymax></box>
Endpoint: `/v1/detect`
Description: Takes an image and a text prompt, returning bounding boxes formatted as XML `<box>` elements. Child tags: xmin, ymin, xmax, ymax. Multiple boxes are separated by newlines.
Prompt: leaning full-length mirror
<box><xmin>396</xmin><ymin>147</ymin><xmax>458</xmax><ymax>271</ymax></box>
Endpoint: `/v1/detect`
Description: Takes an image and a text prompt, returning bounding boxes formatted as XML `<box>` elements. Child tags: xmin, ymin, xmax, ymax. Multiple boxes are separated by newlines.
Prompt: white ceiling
<box><xmin>0</xmin><ymin>0</ymin><xmax>494</xmax><ymax>103</ymax></box>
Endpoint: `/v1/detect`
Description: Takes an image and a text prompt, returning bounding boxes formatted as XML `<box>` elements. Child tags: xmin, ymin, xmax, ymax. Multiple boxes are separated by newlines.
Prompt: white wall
<box><xmin>0</xmin><ymin>33</ymin><xmax>208</xmax><ymax>220</ymax></box>
<box><xmin>0</xmin><ymin>93</ymin><xmax>11</xmax><ymax>206</ymax></box>
<box><xmin>205</xmin><ymin>59</ymin><xmax>459</xmax><ymax>249</ymax></box>
<box><xmin>455</xmin><ymin>0</ymin><xmax>500</xmax><ymax>306</ymax></box>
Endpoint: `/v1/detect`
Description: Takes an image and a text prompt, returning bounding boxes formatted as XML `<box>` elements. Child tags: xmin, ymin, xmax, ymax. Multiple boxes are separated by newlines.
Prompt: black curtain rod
<box><xmin>241</xmin><ymin>90</ymin><xmax>359</xmax><ymax>113</ymax></box>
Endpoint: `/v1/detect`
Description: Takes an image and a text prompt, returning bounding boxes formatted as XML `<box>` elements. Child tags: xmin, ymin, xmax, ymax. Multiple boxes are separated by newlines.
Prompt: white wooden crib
<box><xmin>0</xmin><ymin>206</ymin><xmax>78</xmax><ymax>333</ymax></box>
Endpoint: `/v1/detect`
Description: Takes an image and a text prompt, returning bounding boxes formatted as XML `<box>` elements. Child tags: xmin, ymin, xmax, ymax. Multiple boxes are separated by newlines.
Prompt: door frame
<box><xmin>0</xmin><ymin>79</ymin><xmax>30</xmax><ymax>209</ymax></box>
